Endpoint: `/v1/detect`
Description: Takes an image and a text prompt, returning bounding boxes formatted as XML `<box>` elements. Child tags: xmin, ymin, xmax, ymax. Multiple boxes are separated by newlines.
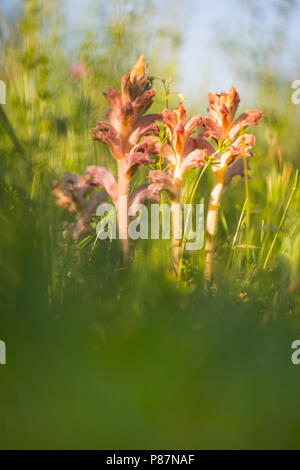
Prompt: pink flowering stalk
<box><xmin>148</xmin><ymin>102</ymin><xmax>214</xmax><ymax>268</ymax></box>
<box><xmin>202</xmin><ymin>86</ymin><xmax>262</xmax><ymax>280</ymax></box>
<box><xmin>88</xmin><ymin>55</ymin><xmax>162</xmax><ymax>260</ymax></box>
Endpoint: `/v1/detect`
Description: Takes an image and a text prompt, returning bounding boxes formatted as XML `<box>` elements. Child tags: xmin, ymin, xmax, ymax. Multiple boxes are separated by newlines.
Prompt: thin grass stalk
<box><xmin>243</xmin><ymin>153</ymin><xmax>250</xmax><ymax>266</ymax></box>
<box><xmin>263</xmin><ymin>169</ymin><xmax>299</xmax><ymax>269</ymax></box>
<box><xmin>226</xmin><ymin>199</ymin><xmax>247</xmax><ymax>270</ymax></box>
<box><xmin>178</xmin><ymin>162</ymin><xmax>210</xmax><ymax>279</ymax></box>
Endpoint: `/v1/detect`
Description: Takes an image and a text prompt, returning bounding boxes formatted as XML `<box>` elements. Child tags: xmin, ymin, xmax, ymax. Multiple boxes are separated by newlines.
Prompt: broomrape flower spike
<box><xmin>148</xmin><ymin>102</ymin><xmax>215</xmax><ymax>270</ymax></box>
<box><xmin>89</xmin><ymin>55</ymin><xmax>162</xmax><ymax>261</ymax></box>
<box><xmin>203</xmin><ymin>86</ymin><xmax>262</xmax><ymax>281</ymax></box>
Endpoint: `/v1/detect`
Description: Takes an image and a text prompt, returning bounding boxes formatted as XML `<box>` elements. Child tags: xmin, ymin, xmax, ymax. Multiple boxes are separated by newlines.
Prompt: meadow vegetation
<box><xmin>0</xmin><ymin>0</ymin><xmax>299</xmax><ymax>449</ymax></box>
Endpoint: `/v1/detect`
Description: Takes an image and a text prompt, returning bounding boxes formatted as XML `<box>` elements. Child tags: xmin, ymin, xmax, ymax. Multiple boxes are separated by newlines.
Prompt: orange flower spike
<box><xmin>204</xmin><ymin>87</ymin><xmax>262</xmax><ymax>282</ymax></box>
<box><xmin>203</xmin><ymin>86</ymin><xmax>261</xmax><ymax>144</ymax></box>
<box><xmin>91</xmin><ymin>56</ymin><xmax>162</xmax><ymax>261</ymax></box>
<box><xmin>149</xmin><ymin>102</ymin><xmax>207</xmax><ymax>272</ymax></box>
<box><xmin>161</xmin><ymin>103</ymin><xmax>203</xmax><ymax>184</ymax></box>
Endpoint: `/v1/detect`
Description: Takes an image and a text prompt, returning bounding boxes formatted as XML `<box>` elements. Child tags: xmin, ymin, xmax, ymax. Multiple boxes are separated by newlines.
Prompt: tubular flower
<box><xmin>53</xmin><ymin>171</ymin><xmax>107</xmax><ymax>240</ymax></box>
<box><xmin>147</xmin><ymin>102</ymin><xmax>213</xmax><ymax>271</ymax></box>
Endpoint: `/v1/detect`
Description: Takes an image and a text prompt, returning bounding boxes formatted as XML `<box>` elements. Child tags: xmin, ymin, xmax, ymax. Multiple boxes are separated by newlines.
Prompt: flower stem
<box><xmin>117</xmin><ymin>159</ymin><xmax>130</xmax><ymax>263</ymax></box>
<box><xmin>226</xmin><ymin>198</ymin><xmax>247</xmax><ymax>270</ymax></box>
<box><xmin>204</xmin><ymin>165</ymin><xmax>227</xmax><ymax>282</ymax></box>
<box><xmin>171</xmin><ymin>182</ymin><xmax>182</xmax><ymax>272</ymax></box>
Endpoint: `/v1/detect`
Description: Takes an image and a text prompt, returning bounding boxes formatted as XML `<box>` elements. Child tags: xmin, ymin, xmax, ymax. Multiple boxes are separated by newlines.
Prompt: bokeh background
<box><xmin>0</xmin><ymin>0</ymin><xmax>300</xmax><ymax>449</ymax></box>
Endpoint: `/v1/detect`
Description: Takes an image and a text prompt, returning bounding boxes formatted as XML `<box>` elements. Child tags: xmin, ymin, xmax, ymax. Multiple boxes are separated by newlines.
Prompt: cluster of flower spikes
<box><xmin>54</xmin><ymin>57</ymin><xmax>262</xmax><ymax>266</ymax></box>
